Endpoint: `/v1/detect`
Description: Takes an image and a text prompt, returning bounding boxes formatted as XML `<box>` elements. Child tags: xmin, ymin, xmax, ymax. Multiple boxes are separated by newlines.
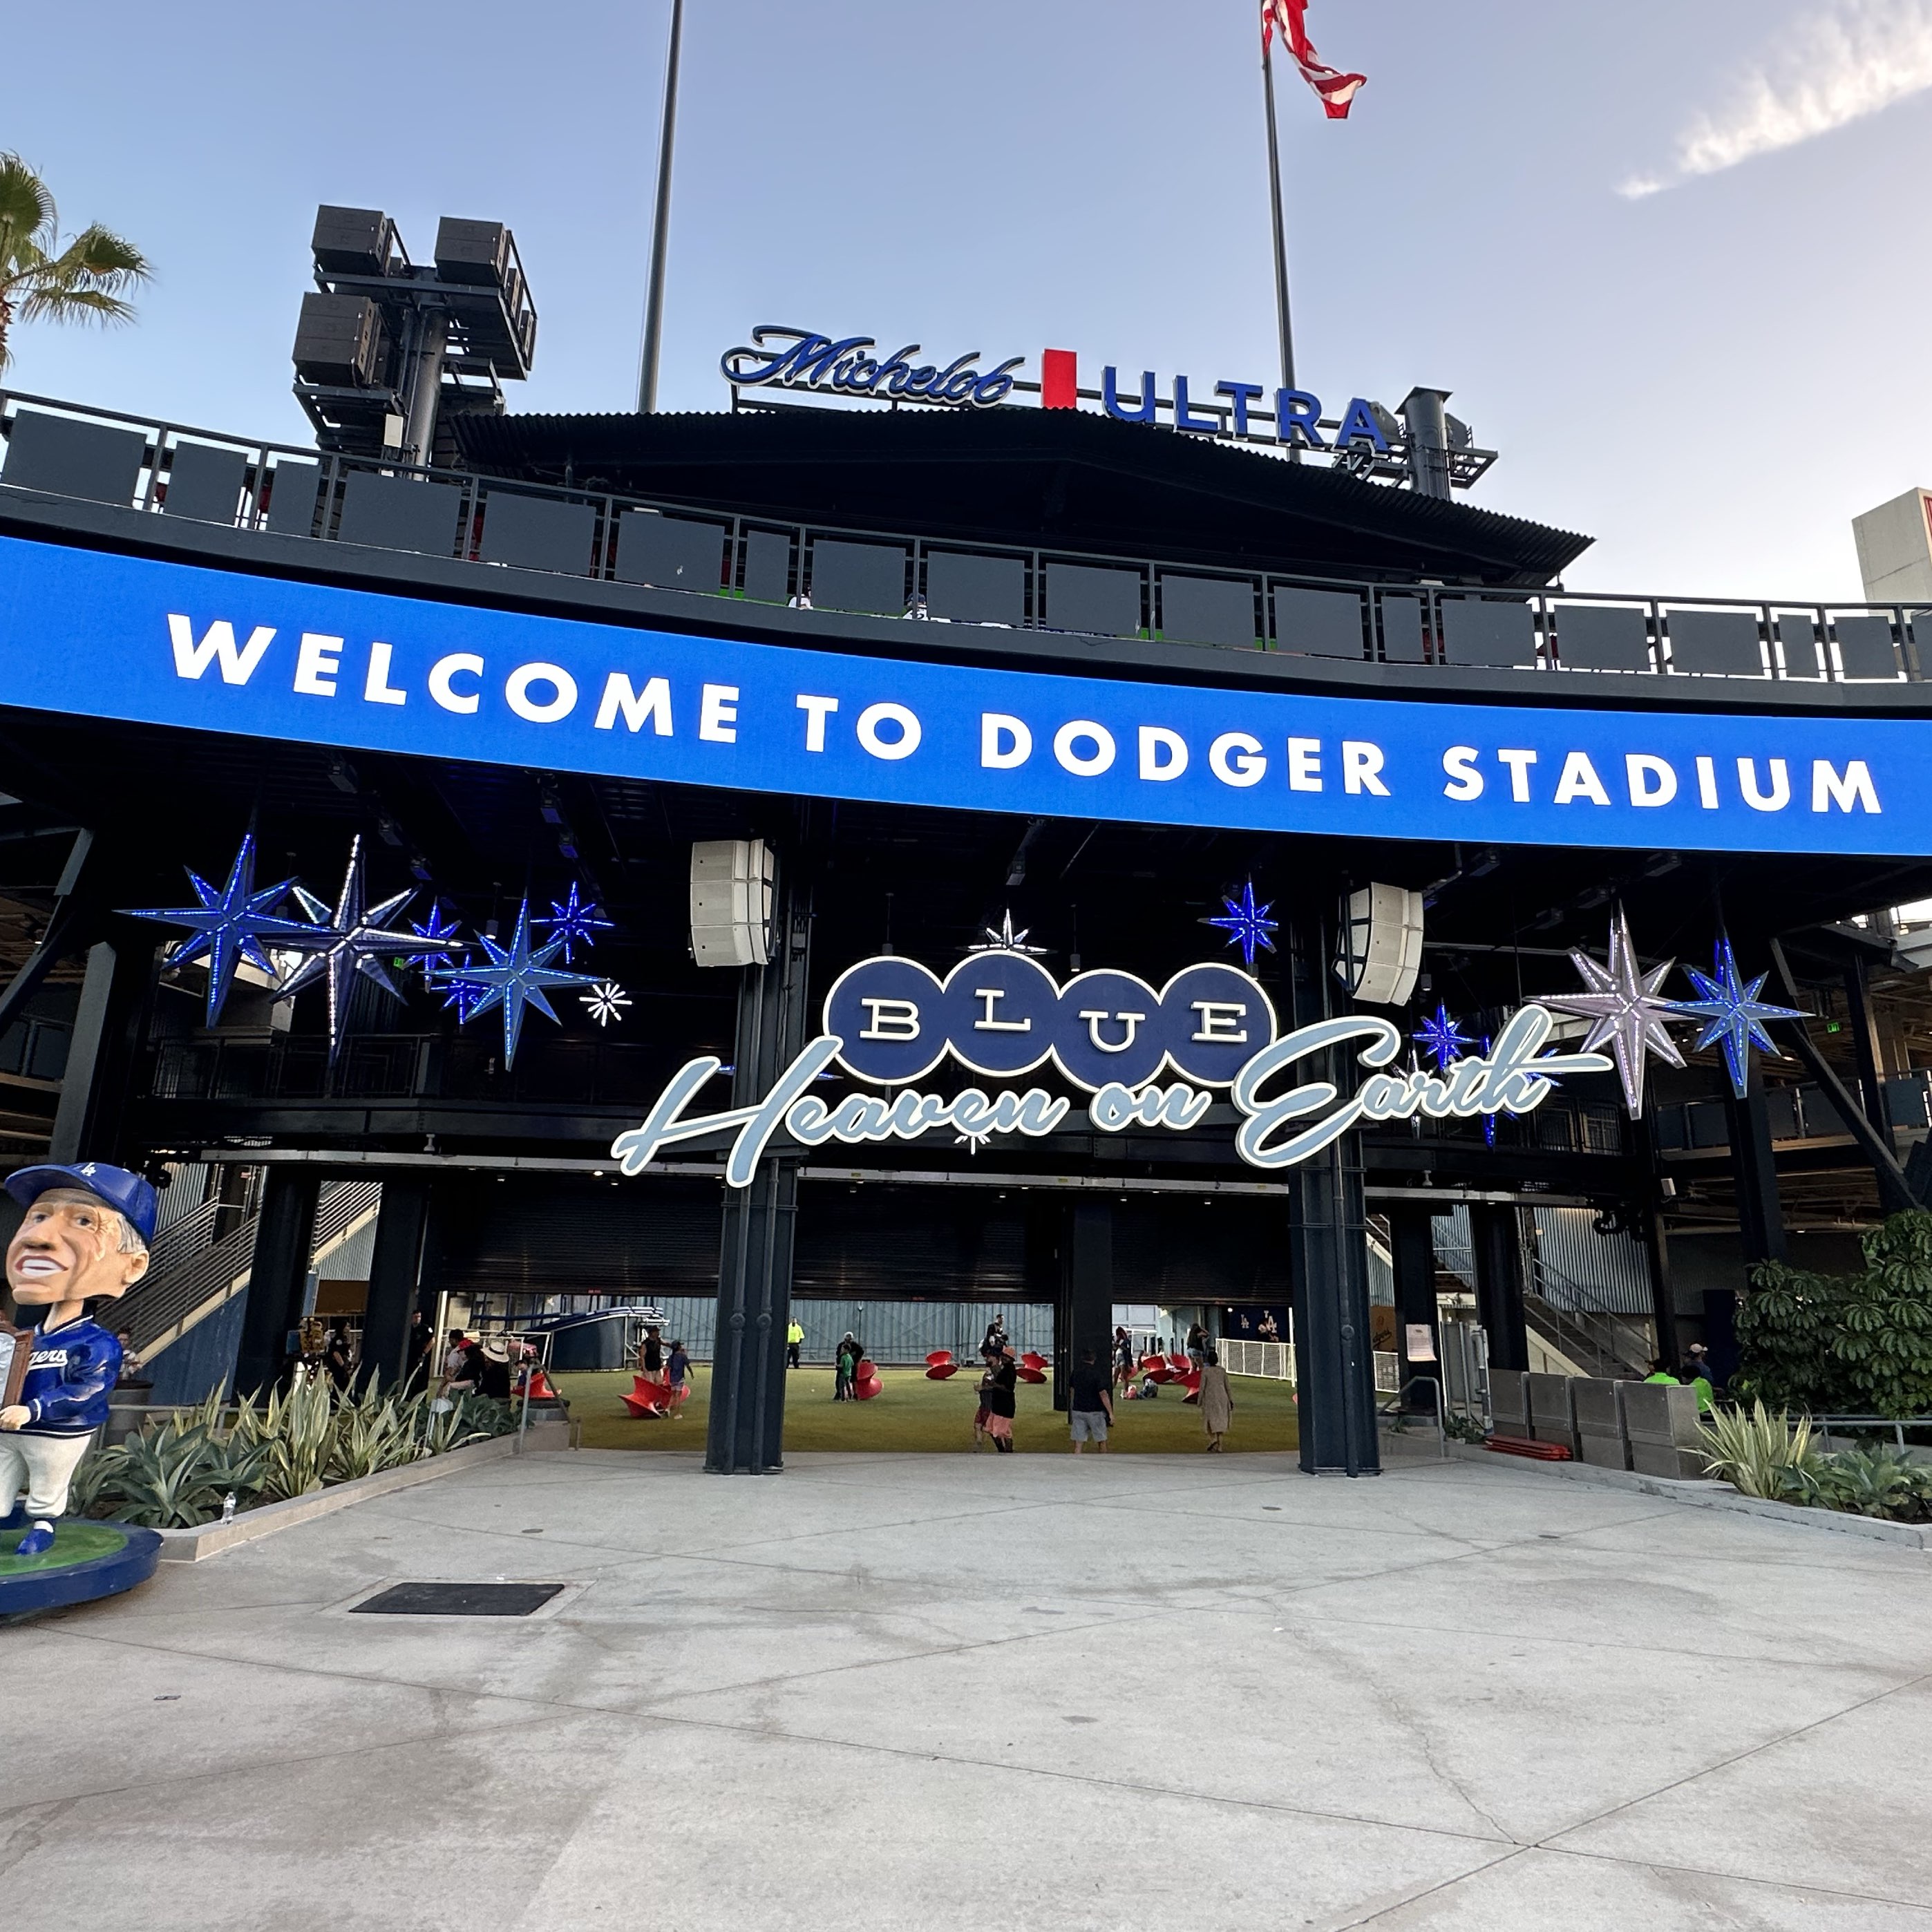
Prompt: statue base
<box><xmin>0</xmin><ymin>1517</ymin><xmax>162</xmax><ymax>1618</ymax></box>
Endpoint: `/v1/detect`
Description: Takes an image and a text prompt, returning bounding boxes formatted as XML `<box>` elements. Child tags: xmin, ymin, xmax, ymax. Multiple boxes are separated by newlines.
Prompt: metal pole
<box><xmin>1262</xmin><ymin>38</ymin><xmax>1300</xmax><ymax>460</ymax></box>
<box><xmin>636</xmin><ymin>0</ymin><xmax>685</xmax><ymax>413</ymax></box>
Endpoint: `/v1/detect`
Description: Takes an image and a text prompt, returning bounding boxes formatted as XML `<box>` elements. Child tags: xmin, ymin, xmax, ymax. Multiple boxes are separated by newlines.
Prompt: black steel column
<box><xmin>1627</xmin><ymin>1111</ymin><xmax>1680</xmax><ymax>1365</ymax></box>
<box><xmin>1388</xmin><ymin>1202</ymin><xmax>1441</xmax><ymax>1410</ymax></box>
<box><xmin>1470</xmin><ymin>1203</ymin><xmax>1528</xmax><ymax>1372</ymax></box>
<box><xmin>1285</xmin><ymin>901</ymin><xmax>1379</xmax><ymax>1477</ymax></box>
<box><xmin>47</xmin><ymin>933</ymin><xmax>153</xmax><ymax>1164</ymax></box>
<box><xmin>707</xmin><ymin>868</ymin><xmax>813</xmax><ymax>1475</ymax></box>
<box><xmin>1056</xmin><ymin>1199</ymin><xmax>1113</xmax><ymax>1412</ymax></box>
<box><xmin>360</xmin><ymin>1175</ymin><xmax>432</xmax><ymax>1390</ymax></box>
<box><xmin>1842</xmin><ymin>957</ymin><xmax>1896</xmax><ymax>1154</ymax></box>
<box><xmin>234</xmin><ymin>1169</ymin><xmax>321</xmax><ymax>1397</ymax></box>
<box><xmin>1723</xmin><ymin>1054</ymin><xmax>1788</xmax><ymax>1266</ymax></box>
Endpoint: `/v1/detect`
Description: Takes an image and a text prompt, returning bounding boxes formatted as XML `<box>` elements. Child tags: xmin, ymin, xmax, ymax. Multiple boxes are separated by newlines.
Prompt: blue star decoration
<box><xmin>1479</xmin><ymin>1034</ymin><xmax>1497</xmax><ymax>1145</ymax></box>
<box><xmin>407</xmin><ymin>901</ymin><xmax>468</xmax><ymax>979</ymax></box>
<box><xmin>123</xmin><ymin>831</ymin><xmax>334</xmax><ymax>1025</ymax></box>
<box><xmin>1669</xmin><ymin>937</ymin><xmax>1806</xmax><ymax>1099</ymax></box>
<box><xmin>536</xmin><ymin>882</ymin><xmax>613</xmax><ymax>963</ymax></box>
<box><xmin>273</xmin><ymin>837</ymin><xmax>444</xmax><ymax>1057</ymax></box>
<box><xmin>1204</xmin><ymin>880</ymin><xmax>1278</xmax><ymax>970</ymax></box>
<box><xmin>439</xmin><ymin>976</ymin><xmax>492</xmax><ymax>1023</ymax></box>
<box><xmin>1412</xmin><ymin>1003</ymin><xmax>1474</xmax><ymax>1072</ymax></box>
<box><xmin>430</xmin><ymin>898</ymin><xmax>599</xmax><ymax>1067</ymax></box>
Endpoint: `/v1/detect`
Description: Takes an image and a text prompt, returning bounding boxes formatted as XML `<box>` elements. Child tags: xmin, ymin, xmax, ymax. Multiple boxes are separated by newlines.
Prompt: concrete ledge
<box><xmin>1450</xmin><ymin>1441</ymin><xmax>1932</xmax><ymax>1549</ymax></box>
<box><xmin>155</xmin><ymin>1422</ymin><xmax>571</xmax><ymax>1562</ymax></box>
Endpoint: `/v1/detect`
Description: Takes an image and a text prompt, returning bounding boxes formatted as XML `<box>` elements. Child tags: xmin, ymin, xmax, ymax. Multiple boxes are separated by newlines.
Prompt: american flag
<box><xmin>1262</xmin><ymin>0</ymin><xmax>1366</xmax><ymax>120</ymax></box>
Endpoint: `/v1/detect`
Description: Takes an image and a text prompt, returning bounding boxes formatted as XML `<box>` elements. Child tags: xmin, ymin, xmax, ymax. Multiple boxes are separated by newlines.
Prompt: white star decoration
<box><xmin>1543</xmin><ymin>907</ymin><xmax>1687</xmax><ymax>1119</ymax></box>
<box><xmin>580</xmin><ymin>981</ymin><xmax>632</xmax><ymax>1027</ymax></box>
<box><xmin>968</xmin><ymin>910</ymin><xmax>1049</xmax><ymax>956</ymax></box>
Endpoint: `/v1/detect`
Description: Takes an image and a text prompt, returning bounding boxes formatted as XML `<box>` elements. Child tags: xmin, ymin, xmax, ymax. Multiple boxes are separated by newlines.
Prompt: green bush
<box><xmin>1699</xmin><ymin>1399</ymin><xmax>1818</xmax><ymax>1500</ymax></box>
<box><xmin>1736</xmin><ymin>1209</ymin><xmax>1932</xmax><ymax>1421</ymax></box>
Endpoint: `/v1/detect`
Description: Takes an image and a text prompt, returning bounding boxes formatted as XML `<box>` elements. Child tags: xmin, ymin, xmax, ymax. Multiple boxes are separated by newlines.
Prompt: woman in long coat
<box><xmin>1198</xmin><ymin>1347</ymin><xmax>1234</xmax><ymax>1452</ymax></box>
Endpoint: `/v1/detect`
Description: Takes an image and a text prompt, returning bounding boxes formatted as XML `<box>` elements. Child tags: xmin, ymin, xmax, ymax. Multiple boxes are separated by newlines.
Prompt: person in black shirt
<box><xmin>1068</xmin><ymin>1347</ymin><xmax>1114</xmax><ymax>1455</ymax></box>
<box><xmin>981</xmin><ymin>1345</ymin><xmax>1018</xmax><ymax>1452</ymax></box>
<box><xmin>640</xmin><ymin>1325</ymin><xmax>665</xmax><ymax>1381</ymax></box>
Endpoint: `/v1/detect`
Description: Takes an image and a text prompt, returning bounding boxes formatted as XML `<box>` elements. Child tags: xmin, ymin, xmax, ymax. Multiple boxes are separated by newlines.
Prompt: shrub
<box><xmin>1736</xmin><ymin>1209</ymin><xmax>1932</xmax><ymax>1421</ymax></box>
<box><xmin>1698</xmin><ymin>1399</ymin><xmax>1817</xmax><ymax>1500</ymax></box>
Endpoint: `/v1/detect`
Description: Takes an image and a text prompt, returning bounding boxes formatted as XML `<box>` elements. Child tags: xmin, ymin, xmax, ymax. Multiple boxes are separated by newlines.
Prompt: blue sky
<box><xmin>6</xmin><ymin>0</ymin><xmax>1930</xmax><ymax>598</ymax></box>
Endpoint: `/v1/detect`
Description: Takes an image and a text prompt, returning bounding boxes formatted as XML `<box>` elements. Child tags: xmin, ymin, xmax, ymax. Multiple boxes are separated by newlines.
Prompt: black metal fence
<box><xmin>3</xmin><ymin>388</ymin><xmax>1927</xmax><ymax>685</ymax></box>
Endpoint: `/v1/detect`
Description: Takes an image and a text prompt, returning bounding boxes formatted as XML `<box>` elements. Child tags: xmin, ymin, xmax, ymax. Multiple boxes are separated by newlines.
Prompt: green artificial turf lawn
<box><xmin>555</xmin><ymin>1364</ymin><xmax>1300</xmax><ymax>1455</ymax></box>
<box><xmin>0</xmin><ymin>1521</ymin><xmax>128</xmax><ymax>1573</ymax></box>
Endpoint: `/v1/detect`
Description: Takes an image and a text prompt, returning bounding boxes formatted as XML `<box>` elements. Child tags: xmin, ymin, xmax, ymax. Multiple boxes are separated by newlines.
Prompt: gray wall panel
<box><xmin>263</xmin><ymin>462</ymin><xmax>322</xmax><ymax>537</ymax></box>
<box><xmin>1667</xmin><ymin>609</ymin><xmax>1762</xmax><ymax>676</ymax></box>
<box><xmin>478</xmin><ymin>493</ymin><xmax>597</xmax><ymax>574</ymax></box>
<box><xmin>615</xmin><ymin>511</ymin><xmax>726</xmax><ymax>591</ymax></box>
<box><xmin>1046</xmin><ymin>562</ymin><xmax>1142</xmax><ymax>637</ymax></box>
<box><xmin>1557</xmin><ymin>605</ymin><xmax>1651</xmax><ymax>672</ymax></box>
<box><xmin>809</xmin><ymin>538</ymin><xmax>908</xmax><ymax>615</ymax></box>
<box><xmin>1440</xmin><ymin>597</ymin><xmax>1537</xmax><ymax>668</ymax></box>
<box><xmin>2</xmin><ymin>411</ymin><xmax>145</xmax><ymax>505</ymax></box>
<box><xmin>741</xmin><ymin>528</ymin><xmax>793</xmax><ymax>603</ymax></box>
<box><xmin>1273</xmin><ymin>586</ymin><xmax>1365</xmax><ymax>659</ymax></box>
<box><xmin>1160</xmin><ymin>574</ymin><xmax>1256</xmax><ymax>648</ymax></box>
<box><xmin>336</xmin><ymin>472</ymin><xmax>464</xmax><ymax>557</ymax></box>
<box><xmin>1835</xmin><ymin>614</ymin><xmax>1897</xmax><ymax>679</ymax></box>
<box><xmin>925</xmin><ymin>551</ymin><xmax>1025</xmax><ymax>625</ymax></box>
<box><xmin>1380</xmin><ymin>595</ymin><xmax>1428</xmax><ymax>663</ymax></box>
<box><xmin>162</xmin><ymin>444</ymin><xmax>247</xmax><ymax>524</ymax></box>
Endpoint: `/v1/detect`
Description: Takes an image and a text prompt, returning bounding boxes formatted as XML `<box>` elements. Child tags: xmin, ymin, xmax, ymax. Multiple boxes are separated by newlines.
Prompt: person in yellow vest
<box><xmin>786</xmin><ymin>1319</ymin><xmax>804</xmax><ymax>1369</ymax></box>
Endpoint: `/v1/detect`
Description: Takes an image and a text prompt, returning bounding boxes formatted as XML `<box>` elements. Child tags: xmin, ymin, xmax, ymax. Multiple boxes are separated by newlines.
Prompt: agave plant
<box><xmin>326</xmin><ymin>1374</ymin><xmax>427</xmax><ymax>1483</ymax></box>
<box><xmin>253</xmin><ymin>1369</ymin><xmax>340</xmax><ymax>1502</ymax></box>
<box><xmin>1699</xmin><ymin>1400</ymin><xmax>1817</xmax><ymax>1502</ymax></box>
<box><xmin>1815</xmin><ymin>1445</ymin><xmax>1932</xmax><ymax>1522</ymax></box>
<box><xmin>99</xmin><ymin>1418</ymin><xmax>269</xmax><ymax>1528</ymax></box>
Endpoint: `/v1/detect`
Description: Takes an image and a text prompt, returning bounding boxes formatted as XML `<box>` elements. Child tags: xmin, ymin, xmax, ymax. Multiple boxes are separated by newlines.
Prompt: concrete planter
<box><xmin>1571</xmin><ymin>1377</ymin><xmax>1631</xmax><ymax>1470</ymax></box>
<box><xmin>1527</xmin><ymin>1372</ymin><xmax>1579</xmax><ymax>1455</ymax></box>
<box><xmin>1490</xmin><ymin>1369</ymin><xmax>1532</xmax><ymax>1437</ymax></box>
<box><xmin>1621</xmin><ymin>1381</ymin><xmax>1708</xmax><ymax>1479</ymax></box>
<box><xmin>154</xmin><ymin>1419</ymin><xmax>570</xmax><ymax>1563</ymax></box>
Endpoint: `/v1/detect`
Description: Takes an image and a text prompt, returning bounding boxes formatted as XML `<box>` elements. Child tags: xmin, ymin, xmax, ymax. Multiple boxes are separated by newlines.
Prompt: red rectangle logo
<box><xmin>1041</xmin><ymin>348</ymin><xmax>1078</xmax><ymax>410</ymax></box>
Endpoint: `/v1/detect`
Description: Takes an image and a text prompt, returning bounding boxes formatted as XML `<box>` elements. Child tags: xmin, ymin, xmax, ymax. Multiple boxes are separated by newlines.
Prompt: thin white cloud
<box><xmin>1620</xmin><ymin>0</ymin><xmax>1932</xmax><ymax>198</ymax></box>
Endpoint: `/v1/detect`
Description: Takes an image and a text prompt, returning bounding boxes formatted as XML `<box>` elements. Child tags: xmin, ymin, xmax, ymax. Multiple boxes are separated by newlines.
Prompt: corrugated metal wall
<box><xmin>1531</xmin><ymin>1206</ymin><xmax>1654</xmax><ymax>1315</ymax></box>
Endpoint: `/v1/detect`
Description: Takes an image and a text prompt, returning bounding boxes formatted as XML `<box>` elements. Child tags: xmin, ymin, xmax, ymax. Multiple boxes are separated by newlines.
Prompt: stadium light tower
<box><xmin>291</xmin><ymin>207</ymin><xmax>538</xmax><ymax>465</ymax></box>
<box><xmin>636</xmin><ymin>0</ymin><xmax>685</xmax><ymax>414</ymax></box>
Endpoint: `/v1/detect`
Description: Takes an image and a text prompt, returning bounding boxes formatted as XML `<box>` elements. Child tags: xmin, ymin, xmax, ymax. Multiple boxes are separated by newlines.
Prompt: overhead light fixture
<box><xmin>328</xmin><ymin>755</ymin><xmax>360</xmax><ymax>794</ymax></box>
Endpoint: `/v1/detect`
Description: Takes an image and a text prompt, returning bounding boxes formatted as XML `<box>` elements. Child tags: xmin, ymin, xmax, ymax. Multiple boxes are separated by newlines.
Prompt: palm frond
<box><xmin>18</xmin><ymin>285</ymin><xmax>140</xmax><ymax>326</ymax></box>
<box><xmin>0</xmin><ymin>153</ymin><xmax>56</xmax><ymax>263</ymax></box>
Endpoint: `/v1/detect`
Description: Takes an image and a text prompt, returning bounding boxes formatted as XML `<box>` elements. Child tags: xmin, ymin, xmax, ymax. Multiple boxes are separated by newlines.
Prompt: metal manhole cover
<box><xmin>351</xmin><ymin>1582</ymin><xmax>566</xmax><ymax>1617</ymax></box>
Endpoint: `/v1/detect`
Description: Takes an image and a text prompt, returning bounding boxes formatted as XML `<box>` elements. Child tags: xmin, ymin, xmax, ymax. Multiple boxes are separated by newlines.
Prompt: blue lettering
<box><xmin>1216</xmin><ymin>381</ymin><xmax>1265</xmax><ymax>438</ymax></box>
<box><xmin>1173</xmin><ymin>376</ymin><xmax>1221</xmax><ymax>435</ymax></box>
<box><xmin>1334</xmin><ymin>397</ymin><xmax>1390</xmax><ymax>453</ymax></box>
<box><xmin>1104</xmin><ymin>367</ymin><xmax>1158</xmax><ymax>424</ymax></box>
<box><xmin>1276</xmin><ymin>388</ymin><xmax>1327</xmax><ymax>448</ymax></box>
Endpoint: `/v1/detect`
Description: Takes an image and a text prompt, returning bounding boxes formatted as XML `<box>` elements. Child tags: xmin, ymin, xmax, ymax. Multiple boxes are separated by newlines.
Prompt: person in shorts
<box><xmin>1068</xmin><ymin>1347</ymin><xmax>1114</xmax><ymax>1455</ymax></box>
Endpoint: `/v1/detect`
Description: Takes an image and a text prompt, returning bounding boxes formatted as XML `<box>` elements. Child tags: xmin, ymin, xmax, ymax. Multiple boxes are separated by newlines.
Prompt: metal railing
<box><xmin>1220</xmin><ymin>1338</ymin><xmax>1295</xmax><ymax>1383</ymax></box>
<box><xmin>4</xmin><ymin>386</ymin><xmax>1931</xmax><ymax>686</ymax></box>
<box><xmin>127</xmin><ymin>1179</ymin><xmax>381</xmax><ymax>1363</ymax></box>
<box><xmin>1656</xmin><ymin>1071</ymin><xmax>1932</xmax><ymax>1154</ymax></box>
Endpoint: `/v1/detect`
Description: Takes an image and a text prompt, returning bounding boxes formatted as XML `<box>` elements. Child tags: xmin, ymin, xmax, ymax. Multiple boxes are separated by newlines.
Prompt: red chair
<box><xmin>854</xmin><ymin>1357</ymin><xmax>883</xmax><ymax>1401</ymax></box>
<box><xmin>925</xmin><ymin>1349</ymin><xmax>959</xmax><ymax>1381</ymax></box>
<box><xmin>1016</xmin><ymin>1350</ymin><xmax>1048</xmax><ymax>1384</ymax></box>
<box><xmin>522</xmin><ymin>1368</ymin><xmax>559</xmax><ymax>1402</ymax></box>
<box><xmin>1168</xmin><ymin>1353</ymin><xmax>1191</xmax><ymax>1376</ymax></box>
<box><xmin>622</xmin><ymin>1375</ymin><xmax>670</xmax><ymax>1419</ymax></box>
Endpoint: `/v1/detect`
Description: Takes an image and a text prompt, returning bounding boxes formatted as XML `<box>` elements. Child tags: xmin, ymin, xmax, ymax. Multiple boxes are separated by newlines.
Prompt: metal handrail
<box><xmin>1</xmin><ymin>384</ymin><xmax>1929</xmax><ymax>685</ymax></box>
<box><xmin>1376</xmin><ymin>1374</ymin><xmax>1448</xmax><ymax>1459</ymax></box>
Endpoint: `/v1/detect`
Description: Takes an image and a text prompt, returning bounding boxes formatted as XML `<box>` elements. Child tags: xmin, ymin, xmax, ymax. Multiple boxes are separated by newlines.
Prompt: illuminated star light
<box><xmin>1479</xmin><ymin>1033</ymin><xmax>1497</xmax><ymax>1146</ymax></box>
<box><xmin>1204</xmin><ymin>880</ymin><xmax>1278</xmax><ymax>969</ymax></box>
<box><xmin>1669</xmin><ymin>937</ymin><xmax>1805</xmax><ymax>1099</ymax></box>
<box><xmin>407</xmin><ymin>901</ymin><xmax>469</xmax><ymax>978</ymax></box>
<box><xmin>1412</xmin><ymin>1003</ymin><xmax>1474</xmax><ymax>1072</ymax></box>
<box><xmin>430</xmin><ymin>898</ymin><xmax>599</xmax><ymax>1067</ymax></box>
<box><xmin>1543</xmin><ymin>907</ymin><xmax>1687</xmax><ymax>1119</ymax></box>
<box><xmin>968</xmin><ymin>910</ymin><xmax>1049</xmax><ymax>956</ymax></box>
<box><xmin>123</xmin><ymin>831</ymin><xmax>334</xmax><ymax>1025</ymax></box>
<box><xmin>273</xmin><ymin>837</ymin><xmax>441</xmax><ymax>1057</ymax></box>
<box><xmin>536</xmin><ymin>882</ymin><xmax>614</xmax><ymax>963</ymax></box>
<box><xmin>440</xmin><ymin>976</ymin><xmax>492</xmax><ymax>1023</ymax></box>
<box><xmin>580</xmin><ymin>981</ymin><xmax>633</xmax><ymax>1027</ymax></box>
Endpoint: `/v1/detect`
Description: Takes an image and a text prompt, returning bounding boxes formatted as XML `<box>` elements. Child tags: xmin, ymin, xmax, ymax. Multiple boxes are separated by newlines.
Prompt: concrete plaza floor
<box><xmin>6</xmin><ymin>1439</ymin><xmax>1931</xmax><ymax>1931</ymax></box>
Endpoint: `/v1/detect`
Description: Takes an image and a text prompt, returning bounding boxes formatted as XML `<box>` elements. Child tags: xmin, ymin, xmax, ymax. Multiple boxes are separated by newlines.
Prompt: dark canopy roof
<box><xmin>453</xmin><ymin>404</ymin><xmax>1591</xmax><ymax>589</ymax></box>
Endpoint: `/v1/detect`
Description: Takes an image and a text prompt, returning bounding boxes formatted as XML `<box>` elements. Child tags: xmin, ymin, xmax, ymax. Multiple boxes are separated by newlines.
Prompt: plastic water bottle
<box><xmin>221</xmin><ymin>1492</ymin><xmax>236</xmax><ymax>1524</ymax></box>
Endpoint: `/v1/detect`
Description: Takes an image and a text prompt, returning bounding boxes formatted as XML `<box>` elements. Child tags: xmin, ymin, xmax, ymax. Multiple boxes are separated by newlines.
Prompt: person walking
<box><xmin>786</xmin><ymin>1318</ymin><xmax>804</xmax><ymax>1369</ymax></box>
<box><xmin>1068</xmin><ymin>1347</ymin><xmax>1114</xmax><ymax>1455</ymax></box>
<box><xmin>1198</xmin><ymin>1347</ymin><xmax>1233</xmax><ymax>1452</ymax></box>
<box><xmin>639</xmin><ymin>1325</ymin><xmax>665</xmax><ymax>1381</ymax></box>
<box><xmin>666</xmin><ymin>1338</ymin><xmax>691</xmax><ymax>1414</ymax></box>
<box><xmin>982</xmin><ymin>1343</ymin><xmax>1018</xmax><ymax>1452</ymax></box>
<box><xmin>322</xmin><ymin>1326</ymin><xmax>353</xmax><ymax>1392</ymax></box>
<box><xmin>1186</xmin><ymin>1320</ymin><xmax>1209</xmax><ymax>1371</ymax></box>
<box><xmin>1111</xmin><ymin>1325</ymin><xmax>1135</xmax><ymax>1393</ymax></box>
<box><xmin>835</xmin><ymin>1332</ymin><xmax>858</xmax><ymax>1401</ymax></box>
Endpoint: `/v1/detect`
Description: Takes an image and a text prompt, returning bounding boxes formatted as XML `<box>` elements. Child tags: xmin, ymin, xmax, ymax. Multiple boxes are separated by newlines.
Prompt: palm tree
<box><xmin>0</xmin><ymin>153</ymin><xmax>151</xmax><ymax>375</ymax></box>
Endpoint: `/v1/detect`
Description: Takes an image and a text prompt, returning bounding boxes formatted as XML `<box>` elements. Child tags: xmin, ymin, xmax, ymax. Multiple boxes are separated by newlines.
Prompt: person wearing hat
<box><xmin>473</xmin><ymin>1335</ymin><xmax>514</xmax><ymax>1401</ymax></box>
<box><xmin>1</xmin><ymin>1161</ymin><xmax>157</xmax><ymax>1557</ymax></box>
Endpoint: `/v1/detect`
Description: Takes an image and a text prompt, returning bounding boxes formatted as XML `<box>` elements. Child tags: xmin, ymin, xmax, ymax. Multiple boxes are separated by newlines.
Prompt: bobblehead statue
<box><xmin>0</xmin><ymin>1162</ymin><xmax>155</xmax><ymax>1556</ymax></box>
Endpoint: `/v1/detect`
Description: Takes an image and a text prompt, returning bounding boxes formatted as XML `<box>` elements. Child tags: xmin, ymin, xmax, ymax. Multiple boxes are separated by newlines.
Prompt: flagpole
<box><xmin>1261</xmin><ymin>33</ymin><xmax>1302</xmax><ymax>460</ymax></box>
<box><xmin>636</xmin><ymin>0</ymin><xmax>685</xmax><ymax>414</ymax></box>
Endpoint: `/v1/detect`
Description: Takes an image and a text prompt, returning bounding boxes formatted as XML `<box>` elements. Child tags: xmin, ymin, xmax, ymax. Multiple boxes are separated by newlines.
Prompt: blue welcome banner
<box><xmin>0</xmin><ymin>533</ymin><xmax>1923</xmax><ymax>858</ymax></box>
